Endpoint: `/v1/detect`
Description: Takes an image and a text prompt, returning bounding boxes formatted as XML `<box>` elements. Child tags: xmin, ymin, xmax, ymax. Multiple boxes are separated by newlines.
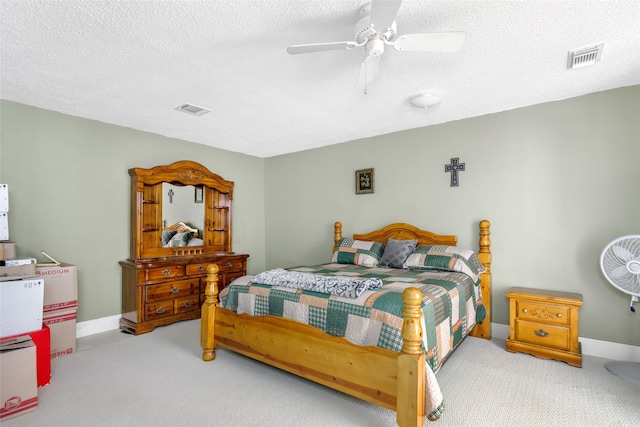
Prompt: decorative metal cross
<box><xmin>167</xmin><ymin>189</ymin><xmax>174</xmax><ymax>203</ymax></box>
<box><xmin>445</xmin><ymin>158</ymin><xmax>465</xmax><ymax>187</ymax></box>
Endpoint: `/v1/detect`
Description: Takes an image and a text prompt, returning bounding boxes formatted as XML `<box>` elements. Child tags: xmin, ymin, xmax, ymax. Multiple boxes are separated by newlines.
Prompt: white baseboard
<box><xmin>76</xmin><ymin>316</ymin><xmax>639</xmax><ymax>362</ymax></box>
<box><xmin>76</xmin><ymin>314</ymin><xmax>121</xmax><ymax>338</ymax></box>
<box><xmin>491</xmin><ymin>322</ymin><xmax>639</xmax><ymax>363</ymax></box>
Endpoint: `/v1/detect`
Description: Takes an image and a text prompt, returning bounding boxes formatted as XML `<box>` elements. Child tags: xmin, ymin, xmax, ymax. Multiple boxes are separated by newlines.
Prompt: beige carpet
<box><xmin>3</xmin><ymin>319</ymin><xmax>638</xmax><ymax>426</ymax></box>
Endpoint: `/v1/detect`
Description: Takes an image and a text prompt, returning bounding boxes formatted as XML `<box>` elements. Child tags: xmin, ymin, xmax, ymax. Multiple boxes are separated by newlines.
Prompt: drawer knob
<box><xmin>557</xmin><ymin>313</ymin><xmax>562</xmax><ymax>318</ymax></box>
<box><xmin>197</xmin><ymin>265</ymin><xmax>205</xmax><ymax>272</ymax></box>
<box><xmin>170</xmin><ymin>287</ymin><xmax>179</xmax><ymax>294</ymax></box>
<box><xmin>183</xmin><ymin>302</ymin><xmax>193</xmax><ymax>308</ymax></box>
<box><xmin>226</xmin><ymin>262</ymin><xmax>232</xmax><ymax>268</ymax></box>
<box><xmin>522</xmin><ymin>308</ymin><xmax>528</xmax><ymax>313</ymax></box>
<box><xmin>162</xmin><ymin>269</ymin><xmax>172</xmax><ymax>276</ymax></box>
<box><xmin>155</xmin><ymin>307</ymin><xmax>165</xmax><ymax>314</ymax></box>
<box><xmin>534</xmin><ymin>329</ymin><xmax>548</xmax><ymax>337</ymax></box>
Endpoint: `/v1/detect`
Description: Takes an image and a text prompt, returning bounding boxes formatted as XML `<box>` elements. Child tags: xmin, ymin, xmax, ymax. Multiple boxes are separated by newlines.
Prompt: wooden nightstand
<box><xmin>506</xmin><ymin>287</ymin><xmax>583</xmax><ymax>367</ymax></box>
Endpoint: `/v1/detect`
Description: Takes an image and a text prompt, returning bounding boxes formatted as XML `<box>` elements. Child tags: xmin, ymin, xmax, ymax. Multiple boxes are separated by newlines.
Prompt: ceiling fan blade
<box><xmin>287</xmin><ymin>41</ymin><xmax>359</xmax><ymax>54</ymax></box>
<box><xmin>394</xmin><ymin>32</ymin><xmax>466</xmax><ymax>52</ymax></box>
<box><xmin>369</xmin><ymin>0</ymin><xmax>403</xmax><ymax>32</ymax></box>
<box><xmin>356</xmin><ymin>55</ymin><xmax>380</xmax><ymax>89</ymax></box>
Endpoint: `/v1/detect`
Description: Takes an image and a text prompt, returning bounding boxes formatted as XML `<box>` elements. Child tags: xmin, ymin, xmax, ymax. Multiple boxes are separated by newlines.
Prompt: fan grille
<box><xmin>600</xmin><ymin>235</ymin><xmax>640</xmax><ymax>296</ymax></box>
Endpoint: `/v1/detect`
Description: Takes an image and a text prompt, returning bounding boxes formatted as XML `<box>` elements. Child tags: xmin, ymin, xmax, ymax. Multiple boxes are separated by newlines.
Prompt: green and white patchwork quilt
<box><xmin>219</xmin><ymin>263</ymin><xmax>486</xmax><ymax>420</ymax></box>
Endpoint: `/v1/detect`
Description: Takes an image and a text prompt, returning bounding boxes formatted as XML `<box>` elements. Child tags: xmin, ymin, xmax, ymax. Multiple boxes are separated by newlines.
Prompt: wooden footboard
<box><xmin>201</xmin><ymin>264</ymin><xmax>426</xmax><ymax>427</ymax></box>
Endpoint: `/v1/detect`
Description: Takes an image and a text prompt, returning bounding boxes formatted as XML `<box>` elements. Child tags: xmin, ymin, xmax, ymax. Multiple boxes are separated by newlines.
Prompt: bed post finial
<box><xmin>201</xmin><ymin>263</ymin><xmax>219</xmax><ymax>361</ymax></box>
<box><xmin>334</xmin><ymin>222</ymin><xmax>342</xmax><ymax>252</ymax></box>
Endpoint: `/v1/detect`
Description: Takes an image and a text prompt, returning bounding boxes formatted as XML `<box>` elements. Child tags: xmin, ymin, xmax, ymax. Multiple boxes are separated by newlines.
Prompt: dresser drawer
<box><xmin>218</xmin><ymin>259</ymin><xmax>245</xmax><ymax>272</ymax></box>
<box><xmin>186</xmin><ymin>262</ymin><xmax>208</xmax><ymax>275</ymax></box>
<box><xmin>515</xmin><ymin>300</ymin><xmax>570</xmax><ymax>326</ymax></box>
<box><xmin>145</xmin><ymin>278</ymin><xmax>199</xmax><ymax>302</ymax></box>
<box><xmin>515</xmin><ymin>320</ymin><xmax>570</xmax><ymax>350</ymax></box>
<box><xmin>147</xmin><ymin>265</ymin><xmax>185</xmax><ymax>281</ymax></box>
<box><xmin>175</xmin><ymin>295</ymin><xmax>200</xmax><ymax>314</ymax></box>
<box><xmin>145</xmin><ymin>300</ymin><xmax>174</xmax><ymax>321</ymax></box>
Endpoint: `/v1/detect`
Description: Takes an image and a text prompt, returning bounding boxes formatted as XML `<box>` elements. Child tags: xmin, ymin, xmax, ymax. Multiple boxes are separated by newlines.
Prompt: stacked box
<box><xmin>0</xmin><ymin>184</ymin><xmax>7</xmax><ymax>241</ymax></box>
<box><xmin>0</xmin><ymin>336</ymin><xmax>38</xmax><ymax>420</ymax></box>
<box><xmin>36</xmin><ymin>263</ymin><xmax>78</xmax><ymax>357</ymax></box>
<box><xmin>3</xmin><ymin>325</ymin><xmax>51</xmax><ymax>387</ymax></box>
<box><xmin>0</xmin><ymin>241</ymin><xmax>16</xmax><ymax>259</ymax></box>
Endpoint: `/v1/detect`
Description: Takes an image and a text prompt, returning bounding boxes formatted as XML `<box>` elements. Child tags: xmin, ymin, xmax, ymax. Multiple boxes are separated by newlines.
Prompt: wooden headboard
<box><xmin>334</xmin><ymin>222</ymin><xmax>458</xmax><ymax>250</ymax></box>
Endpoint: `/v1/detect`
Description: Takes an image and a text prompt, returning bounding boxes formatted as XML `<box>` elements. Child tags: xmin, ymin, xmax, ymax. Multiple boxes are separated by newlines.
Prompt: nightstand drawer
<box><xmin>515</xmin><ymin>300</ymin><xmax>570</xmax><ymax>326</ymax></box>
<box><xmin>515</xmin><ymin>320</ymin><xmax>570</xmax><ymax>350</ymax></box>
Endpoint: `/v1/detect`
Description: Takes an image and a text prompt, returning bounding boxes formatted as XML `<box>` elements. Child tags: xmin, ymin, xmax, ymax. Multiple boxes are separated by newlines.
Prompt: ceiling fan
<box><xmin>286</xmin><ymin>0</ymin><xmax>465</xmax><ymax>89</ymax></box>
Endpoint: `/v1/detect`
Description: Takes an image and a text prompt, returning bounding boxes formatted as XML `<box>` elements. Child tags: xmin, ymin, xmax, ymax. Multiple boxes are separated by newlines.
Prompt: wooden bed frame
<box><xmin>200</xmin><ymin>220</ymin><xmax>491</xmax><ymax>427</ymax></box>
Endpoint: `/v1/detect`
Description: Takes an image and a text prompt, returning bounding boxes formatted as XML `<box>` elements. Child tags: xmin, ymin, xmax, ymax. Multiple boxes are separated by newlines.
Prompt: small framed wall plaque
<box><xmin>355</xmin><ymin>168</ymin><xmax>374</xmax><ymax>194</ymax></box>
<box><xmin>194</xmin><ymin>186</ymin><xmax>204</xmax><ymax>203</ymax></box>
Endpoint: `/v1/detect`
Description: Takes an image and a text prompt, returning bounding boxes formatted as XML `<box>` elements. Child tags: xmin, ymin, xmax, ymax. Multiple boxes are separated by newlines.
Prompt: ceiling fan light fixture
<box><xmin>410</xmin><ymin>93</ymin><xmax>441</xmax><ymax>108</ymax></box>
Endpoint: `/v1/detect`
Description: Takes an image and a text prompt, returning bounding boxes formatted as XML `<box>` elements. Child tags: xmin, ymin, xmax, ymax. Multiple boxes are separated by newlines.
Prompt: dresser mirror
<box><xmin>162</xmin><ymin>183</ymin><xmax>205</xmax><ymax>246</ymax></box>
<box><xmin>127</xmin><ymin>160</ymin><xmax>235</xmax><ymax>260</ymax></box>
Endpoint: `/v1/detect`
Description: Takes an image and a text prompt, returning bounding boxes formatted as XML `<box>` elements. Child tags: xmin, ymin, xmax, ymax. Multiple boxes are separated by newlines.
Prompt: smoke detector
<box><xmin>567</xmin><ymin>43</ymin><xmax>604</xmax><ymax>69</ymax></box>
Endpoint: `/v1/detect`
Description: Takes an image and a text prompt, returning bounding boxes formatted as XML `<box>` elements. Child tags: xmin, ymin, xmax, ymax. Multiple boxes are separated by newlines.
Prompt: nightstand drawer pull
<box><xmin>197</xmin><ymin>265</ymin><xmax>205</xmax><ymax>272</ymax></box>
<box><xmin>183</xmin><ymin>301</ymin><xmax>193</xmax><ymax>308</ymax></box>
<box><xmin>155</xmin><ymin>307</ymin><xmax>165</xmax><ymax>314</ymax></box>
<box><xmin>522</xmin><ymin>308</ymin><xmax>528</xmax><ymax>313</ymax></box>
<box><xmin>170</xmin><ymin>287</ymin><xmax>179</xmax><ymax>294</ymax></box>
<box><xmin>226</xmin><ymin>262</ymin><xmax>232</xmax><ymax>268</ymax></box>
<box><xmin>534</xmin><ymin>329</ymin><xmax>549</xmax><ymax>337</ymax></box>
<box><xmin>557</xmin><ymin>313</ymin><xmax>562</xmax><ymax>318</ymax></box>
<box><xmin>162</xmin><ymin>269</ymin><xmax>172</xmax><ymax>276</ymax></box>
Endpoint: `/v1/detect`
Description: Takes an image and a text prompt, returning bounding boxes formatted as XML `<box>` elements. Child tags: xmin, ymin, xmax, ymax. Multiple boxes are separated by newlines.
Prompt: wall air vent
<box><xmin>175</xmin><ymin>103</ymin><xmax>211</xmax><ymax>116</ymax></box>
<box><xmin>567</xmin><ymin>43</ymin><xmax>604</xmax><ymax>69</ymax></box>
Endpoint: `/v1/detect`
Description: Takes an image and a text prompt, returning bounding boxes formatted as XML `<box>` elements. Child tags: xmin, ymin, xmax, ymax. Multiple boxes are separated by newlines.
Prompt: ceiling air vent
<box><xmin>567</xmin><ymin>43</ymin><xmax>604</xmax><ymax>69</ymax></box>
<box><xmin>175</xmin><ymin>103</ymin><xmax>211</xmax><ymax>116</ymax></box>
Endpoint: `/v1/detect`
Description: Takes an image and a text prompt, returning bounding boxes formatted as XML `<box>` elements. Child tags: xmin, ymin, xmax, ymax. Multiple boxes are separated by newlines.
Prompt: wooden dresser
<box><xmin>120</xmin><ymin>161</ymin><xmax>249</xmax><ymax>335</ymax></box>
<box><xmin>506</xmin><ymin>287</ymin><xmax>583</xmax><ymax>367</ymax></box>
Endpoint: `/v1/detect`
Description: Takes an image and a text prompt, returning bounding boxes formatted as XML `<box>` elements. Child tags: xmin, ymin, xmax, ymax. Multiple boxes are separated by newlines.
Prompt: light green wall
<box><xmin>265</xmin><ymin>86</ymin><xmax>640</xmax><ymax>346</ymax></box>
<box><xmin>2</xmin><ymin>86</ymin><xmax>638</xmax><ymax>346</ymax></box>
<box><xmin>0</xmin><ymin>101</ymin><xmax>266</xmax><ymax>322</ymax></box>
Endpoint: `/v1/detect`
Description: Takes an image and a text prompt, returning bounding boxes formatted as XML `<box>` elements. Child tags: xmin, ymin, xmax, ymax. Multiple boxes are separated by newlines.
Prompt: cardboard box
<box><xmin>0</xmin><ymin>241</ymin><xmax>16</xmax><ymax>260</ymax></box>
<box><xmin>3</xmin><ymin>325</ymin><xmax>51</xmax><ymax>387</ymax></box>
<box><xmin>43</xmin><ymin>310</ymin><xmax>76</xmax><ymax>358</ymax></box>
<box><xmin>0</xmin><ymin>263</ymin><xmax>36</xmax><ymax>278</ymax></box>
<box><xmin>0</xmin><ymin>184</ymin><xmax>7</xmax><ymax>212</ymax></box>
<box><xmin>0</xmin><ymin>336</ymin><xmax>38</xmax><ymax>420</ymax></box>
<box><xmin>0</xmin><ymin>212</ymin><xmax>7</xmax><ymax>241</ymax></box>
<box><xmin>36</xmin><ymin>263</ymin><xmax>78</xmax><ymax>313</ymax></box>
<box><xmin>0</xmin><ymin>278</ymin><xmax>44</xmax><ymax>338</ymax></box>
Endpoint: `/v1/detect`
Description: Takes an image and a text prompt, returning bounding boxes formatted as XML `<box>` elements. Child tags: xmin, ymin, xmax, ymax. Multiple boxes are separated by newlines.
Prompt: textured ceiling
<box><xmin>1</xmin><ymin>1</ymin><xmax>639</xmax><ymax>158</ymax></box>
